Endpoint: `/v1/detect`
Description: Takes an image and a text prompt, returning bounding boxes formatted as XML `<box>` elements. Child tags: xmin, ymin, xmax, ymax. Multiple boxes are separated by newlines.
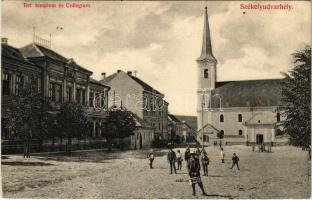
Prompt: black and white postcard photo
<box><xmin>1</xmin><ymin>0</ymin><xmax>311</xmax><ymax>199</ymax></box>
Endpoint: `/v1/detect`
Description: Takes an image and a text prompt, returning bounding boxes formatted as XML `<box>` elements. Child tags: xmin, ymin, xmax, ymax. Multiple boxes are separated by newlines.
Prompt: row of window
<box><xmin>151</xmin><ymin>122</ymin><xmax>164</xmax><ymax>132</ymax></box>
<box><xmin>2</xmin><ymin>72</ymin><xmax>41</xmax><ymax>95</ymax></box>
<box><xmin>48</xmin><ymin>82</ymin><xmax>107</xmax><ymax>107</ymax></box>
<box><xmin>219</xmin><ymin>113</ymin><xmax>280</xmax><ymax>123</ymax></box>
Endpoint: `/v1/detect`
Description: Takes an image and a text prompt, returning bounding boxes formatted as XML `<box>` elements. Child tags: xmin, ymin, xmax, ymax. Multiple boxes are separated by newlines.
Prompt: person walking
<box><xmin>230</xmin><ymin>153</ymin><xmax>240</xmax><ymax>170</ymax></box>
<box><xmin>147</xmin><ymin>149</ymin><xmax>155</xmax><ymax>169</ymax></box>
<box><xmin>185</xmin><ymin>146</ymin><xmax>191</xmax><ymax>169</ymax></box>
<box><xmin>196</xmin><ymin>147</ymin><xmax>201</xmax><ymax>158</ymax></box>
<box><xmin>176</xmin><ymin>149</ymin><xmax>183</xmax><ymax>170</ymax></box>
<box><xmin>201</xmin><ymin>152</ymin><xmax>209</xmax><ymax>176</ymax></box>
<box><xmin>188</xmin><ymin>150</ymin><xmax>208</xmax><ymax>196</ymax></box>
<box><xmin>220</xmin><ymin>148</ymin><xmax>225</xmax><ymax>163</ymax></box>
<box><xmin>167</xmin><ymin>148</ymin><xmax>177</xmax><ymax>174</ymax></box>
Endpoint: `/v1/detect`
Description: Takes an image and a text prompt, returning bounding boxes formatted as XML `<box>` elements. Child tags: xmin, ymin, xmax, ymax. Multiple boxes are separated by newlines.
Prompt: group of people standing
<box><xmin>147</xmin><ymin>145</ymin><xmax>240</xmax><ymax>196</ymax></box>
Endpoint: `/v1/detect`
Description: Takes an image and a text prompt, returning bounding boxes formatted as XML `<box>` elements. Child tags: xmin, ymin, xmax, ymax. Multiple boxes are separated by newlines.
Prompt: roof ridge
<box><xmin>32</xmin><ymin>43</ymin><xmax>45</xmax><ymax>57</ymax></box>
<box><xmin>217</xmin><ymin>78</ymin><xmax>283</xmax><ymax>83</ymax></box>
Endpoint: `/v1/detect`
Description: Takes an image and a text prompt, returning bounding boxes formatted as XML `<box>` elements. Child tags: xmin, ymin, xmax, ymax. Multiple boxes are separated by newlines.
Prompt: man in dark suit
<box><xmin>167</xmin><ymin>148</ymin><xmax>177</xmax><ymax>174</ymax></box>
<box><xmin>188</xmin><ymin>150</ymin><xmax>208</xmax><ymax>196</ymax></box>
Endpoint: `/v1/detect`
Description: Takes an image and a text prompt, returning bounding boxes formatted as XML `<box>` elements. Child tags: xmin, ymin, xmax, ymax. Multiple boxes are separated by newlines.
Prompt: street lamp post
<box><xmin>201</xmin><ymin>94</ymin><xmax>205</xmax><ymax>149</ymax></box>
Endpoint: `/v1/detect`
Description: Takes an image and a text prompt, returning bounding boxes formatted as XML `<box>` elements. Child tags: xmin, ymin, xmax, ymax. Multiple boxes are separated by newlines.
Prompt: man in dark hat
<box><xmin>187</xmin><ymin>149</ymin><xmax>208</xmax><ymax>196</ymax></box>
<box><xmin>167</xmin><ymin>148</ymin><xmax>177</xmax><ymax>174</ymax></box>
<box><xmin>230</xmin><ymin>153</ymin><xmax>240</xmax><ymax>170</ymax></box>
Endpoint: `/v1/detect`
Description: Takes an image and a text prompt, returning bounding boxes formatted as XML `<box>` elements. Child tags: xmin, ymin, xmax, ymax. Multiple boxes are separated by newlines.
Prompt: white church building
<box><xmin>196</xmin><ymin>6</ymin><xmax>283</xmax><ymax>146</ymax></box>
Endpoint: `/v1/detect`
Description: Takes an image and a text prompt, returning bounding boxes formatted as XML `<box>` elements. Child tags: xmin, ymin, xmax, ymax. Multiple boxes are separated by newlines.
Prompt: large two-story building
<box><xmin>1</xmin><ymin>38</ymin><xmax>110</xmax><ymax>141</ymax></box>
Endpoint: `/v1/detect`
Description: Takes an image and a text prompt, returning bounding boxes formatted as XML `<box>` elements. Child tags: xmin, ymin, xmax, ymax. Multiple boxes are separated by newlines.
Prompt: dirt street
<box><xmin>1</xmin><ymin>146</ymin><xmax>310</xmax><ymax>198</ymax></box>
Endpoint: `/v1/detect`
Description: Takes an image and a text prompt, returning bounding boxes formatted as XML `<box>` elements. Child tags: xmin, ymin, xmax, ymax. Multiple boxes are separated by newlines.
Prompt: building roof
<box><xmin>197</xmin><ymin>123</ymin><xmax>219</xmax><ymax>134</ymax></box>
<box><xmin>175</xmin><ymin>115</ymin><xmax>197</xmax><ymax>131</ymax></box>
<box><xmin>130</xmin><ymin>112</ymin><xmax>153</xmax><ymax>129</ymax></box>
<box><xmin>129</xmin><ymin>75</ymin><xmax>163</xmax><ymax>95</ymax></box>
<box><xmin>168</xmin><ymin>114</ymin><xmax>182</xmax><ymax>124</ymax></box>
<box><xmin>210</xmin><ymin>79</ymin><xmax>283</xmax><ymax>108</ymax></box>
<box><xmin>2</xmin><ymin>43</ymin><xmax>29</xmax><ymax>62</ymax></box>
<box><xmin>90</xmin><ymin>77</ymin><xmax>110</xmax><ymax>88</ymax></box>
<box><xmin>197</xmin><ymin>7</ymin><xmax>217</xmax><ymax>63</ymax></box>
<box><xmin>101</xmin><ymin>71</ymin><xmax>163</xmax><ymax>95</ymax></box>
<box><xmin>20</xmin><ymin>43</ymin><xmax>92</xmax><ymax>73</ymax></box>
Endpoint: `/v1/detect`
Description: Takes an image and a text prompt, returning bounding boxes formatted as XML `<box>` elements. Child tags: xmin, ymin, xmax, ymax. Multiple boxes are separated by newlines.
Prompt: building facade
<box><xmin>100</xmin><ymin>70</ymin><xmax>169</xmax><ymax>141</ymax></box>
<box><xmin>196</xmin><ymin>7</ymin><xmax>284</xmax><ymax>145</ymax></box>
<box><xmin>1</xmin><ymin>39</ymin><xmax>110</xmax><ymax>141</ymax></box>
<box><xmin>1</xmin><ymin>40</ymin><xmax>43</xmax><ymax>140</ymax></box>
<box><xmin>168</xmin><ymin>114</ymin><xmax>194</xmax><ymax>144</ymax></box>
<box><xmin>129</xmin><ymin>112</ymin><xmax>154</xmax><ymax>149</ymax></box>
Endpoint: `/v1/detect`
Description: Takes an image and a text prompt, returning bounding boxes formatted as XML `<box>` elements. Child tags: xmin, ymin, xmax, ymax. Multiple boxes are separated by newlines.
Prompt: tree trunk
<box><xmin>107</xmin><ymin>138</ymin><xmax>112</xmax><ymax>152</ymax></box>
<box><xmin>120</xmin><ymin>138</ymin><xmax>124</xmax><ymax>151</ymax></box>
<box><xmin>66</xmin><ymin>137</ymin><xmax>72</xmax><ymax>155</ymax></box>
<box><xmin>52</xmin><ymin>137</ymin><xmax>55</xmax><ymax>152</ymax></box>
<box><xmin>23</xmin><ymin>139</ymin><xmax>27</xmax><ymax>158</ymax></box>
<box><xmin>27</xmin><ymin>138</ymin><xmax>31</xmax><ymax>158</ymax></box>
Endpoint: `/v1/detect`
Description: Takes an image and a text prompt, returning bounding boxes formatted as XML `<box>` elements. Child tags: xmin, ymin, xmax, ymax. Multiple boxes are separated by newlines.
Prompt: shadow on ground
<box><xmin>35</xmin><ymin>149</ymin><xmax>168</xmax><ymax>163</ymax></box>
<box><xmin>1</xmin><ymin>161</ymin><xmax>54</xmax><ymax>166</ymax></box>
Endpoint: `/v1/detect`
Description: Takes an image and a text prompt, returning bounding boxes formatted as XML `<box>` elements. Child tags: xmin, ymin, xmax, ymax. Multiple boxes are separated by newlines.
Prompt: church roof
<box><xmin>210</xmin><ymin>79</ymin><xmax>283</xmax><ymax>108</ymax></box>
<box><xmin>20</xmin><ymin>43</ymin><xmax>92</xmax><ymax>73</ymax></box>
<box><xmin>197</xmin><ymin>7</ymin><xmax>217</xmax><ymax>63</ymax></box>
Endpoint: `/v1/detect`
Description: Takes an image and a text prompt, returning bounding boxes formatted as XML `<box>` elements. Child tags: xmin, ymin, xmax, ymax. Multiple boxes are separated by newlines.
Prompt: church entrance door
<box><xmin>256</xmin><ymin>134</ymin><xmax>264</xmax><ymax>144</ymax></box>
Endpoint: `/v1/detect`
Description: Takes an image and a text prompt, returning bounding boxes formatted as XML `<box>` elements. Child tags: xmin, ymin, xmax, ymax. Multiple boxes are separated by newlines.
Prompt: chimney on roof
<box><xmin>2</xmin><ymin>38</ymin><xmax>8</xmax><ymax>45</ymax></box>
<box><xmin>117</xmin><ymin>69</ymin><xmax>121</xmax><ymax>73</ymax></box>
<box><xmin>101</xmin><ymin>72</ymin><xmax>106</xmax><ymax>79</ymax></box>
<box><xmin>127</xmin><ymin>71</ymin><xmax>132</xmax><ymax>76</ymax></box>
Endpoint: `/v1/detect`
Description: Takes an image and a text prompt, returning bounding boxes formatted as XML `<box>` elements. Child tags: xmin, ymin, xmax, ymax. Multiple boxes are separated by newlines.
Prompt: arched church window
<box><xmin>204</xmin><ymin>69</ymin><xmax>208</xmax><ymax>79</ymax></box>
<box><xmin>238</xmin><ymin>114</ymin><xmax>242</xmax><ymax>122</ymax></box>
<box><xmin>220</xmin><ymin>114</ymin><xmax>224</xmax><ymax>122</ymax></box>
<box><xmin>239</xmin><ymin>130</ymin><xmax>243</xmax><ymax>135</ymax></box>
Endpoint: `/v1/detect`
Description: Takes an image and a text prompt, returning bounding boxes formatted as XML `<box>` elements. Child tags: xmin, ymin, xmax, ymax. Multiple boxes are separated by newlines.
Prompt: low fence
<box><xmin>1</xmin><ymin>138</ymin><xmax>108</xmax><ymax>155</ymax></box>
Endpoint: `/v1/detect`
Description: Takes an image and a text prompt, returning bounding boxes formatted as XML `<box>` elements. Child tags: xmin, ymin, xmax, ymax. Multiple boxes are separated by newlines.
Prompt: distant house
<box><xmin>129</xmin><ymin>112</ymin><xmax>154</xmax><ymax>150</ymax></box>
<box><xmin>101</xmin><ymin>70</ymin><xmax>169</xmax><ymax>141</ymax></box>
<box><xmin>168</xmin><ymin>114</ymin><xmax>195</xmax><ymax>144</ymax></box>
<box><xmin>175</xmin><ymin>115</ymin><xmax>197</xmax><ymax>142</ymax></box>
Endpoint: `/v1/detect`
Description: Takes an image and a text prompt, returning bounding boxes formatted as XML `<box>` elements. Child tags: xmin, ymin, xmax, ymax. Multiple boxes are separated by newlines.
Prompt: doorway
<box><xmin>256</xmin><ymin>134</ymin><xmax>264</xmax><ymax>144</ymax></box>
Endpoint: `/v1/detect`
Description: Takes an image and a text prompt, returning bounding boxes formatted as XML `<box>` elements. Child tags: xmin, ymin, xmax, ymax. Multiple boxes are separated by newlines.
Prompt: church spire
<box><xmin>197</xmin><ymin>6</ymin><xmax>217</xmax><ymax>63</ymax></box>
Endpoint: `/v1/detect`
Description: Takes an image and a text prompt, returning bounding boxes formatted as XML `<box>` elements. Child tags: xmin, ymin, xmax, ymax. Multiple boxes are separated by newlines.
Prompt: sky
<box><xmin>2</xmin><ymin>1</ymin><xmax>311</xmax><ymax>116</ymax></box>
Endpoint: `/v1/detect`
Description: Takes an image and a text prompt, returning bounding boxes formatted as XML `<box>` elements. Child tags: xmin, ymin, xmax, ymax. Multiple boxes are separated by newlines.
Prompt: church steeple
<box><xmin>197</xmin><ymin>6</ymin><xmax>217</xmax><ymax>63</ymax></box>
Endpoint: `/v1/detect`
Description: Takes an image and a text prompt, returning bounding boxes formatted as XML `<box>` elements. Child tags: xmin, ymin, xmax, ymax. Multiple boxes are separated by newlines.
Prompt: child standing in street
<box><xmin>177</xmin><ymin>149</ymin><xmax>183</xmax><ymax>170</ymax></box>
<box><xmin>147</xmin><ymin>149</ymin><xmax>155</xmax><ymax>169</ymax></box>
<box><xmin>201</xmin><ymin>152</ymin><xmax>209</xmax><ymax>176</ymax></box>
<box><xmin>220</xmin><ymin>148</ymin><xmax>225</xmax><ymax>163</ymax></box>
